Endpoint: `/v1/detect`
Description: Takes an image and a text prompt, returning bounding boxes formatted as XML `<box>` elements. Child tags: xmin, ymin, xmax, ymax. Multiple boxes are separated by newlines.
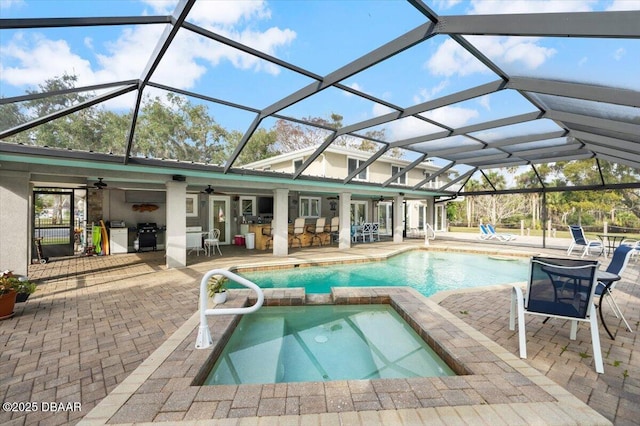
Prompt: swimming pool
<box><xmin>204</xmin><ymin>305</ymin><xmax>455</xmax><ymax>385</ymax></box>
<box><xmin>236</xmin><ymin>250</ymin><xmax>528</xmax><ymax>296</ymax></box>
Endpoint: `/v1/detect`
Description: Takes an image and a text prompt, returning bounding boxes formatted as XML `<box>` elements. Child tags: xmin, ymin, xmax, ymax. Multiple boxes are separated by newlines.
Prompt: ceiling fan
<box><xmin>201</xmin><ymin>185</ymin><xmax>226</xmax><ymax>195</ymax></box>
<box><xmin>93</xmin><ymin>178</ymin><xmax>108</xmax><ymax>190</ymax></box>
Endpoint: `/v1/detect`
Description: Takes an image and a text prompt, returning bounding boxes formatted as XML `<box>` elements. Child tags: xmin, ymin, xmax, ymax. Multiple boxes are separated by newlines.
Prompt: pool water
<box><xmin>204</xmin><ymin>305</ymin><xmax>454</xmax><ymax>385</ymax></box>
<box><xmin>235</xmin><ymin>251</ymin><xmax>528</xmax><ymax>296</ymax></box>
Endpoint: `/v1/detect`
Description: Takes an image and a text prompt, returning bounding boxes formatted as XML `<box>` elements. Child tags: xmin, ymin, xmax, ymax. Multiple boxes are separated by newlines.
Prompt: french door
<box><xmin>209</xmin><ymin>196</ymin><xmax>230</xmax><ymax>244</ymax></box>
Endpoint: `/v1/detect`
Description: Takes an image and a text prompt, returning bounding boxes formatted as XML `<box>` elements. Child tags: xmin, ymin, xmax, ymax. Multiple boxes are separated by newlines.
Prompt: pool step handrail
<box><xmin>424</xmin><ymin>223</ymin><xmax>436</xmax><ymax>245</ymax></box>
<box><xmin>196</xmin><ymin>269</ymin><xmax>264</xmax><ymax>349</ymax></box>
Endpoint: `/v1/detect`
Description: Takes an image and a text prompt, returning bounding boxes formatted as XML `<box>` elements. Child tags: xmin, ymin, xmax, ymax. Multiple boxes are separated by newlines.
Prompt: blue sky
<box><xmin>1</xmin><ymin>0</ymin><xmax>638</xmax><ymax>149</ymax></box>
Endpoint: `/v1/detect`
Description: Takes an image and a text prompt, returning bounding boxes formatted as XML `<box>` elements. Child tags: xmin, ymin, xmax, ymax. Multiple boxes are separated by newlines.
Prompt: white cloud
<box><xmin>434</xmin><ymin>0</ymin><xmax>464</xmax><ymax>10</ymax></box>
<box><xmin>422</xmin><ymin>105</ymin><xmax>479</xmax><ymax>128</ymax></box>
<box><xmin>413</xmin><ymin>80</ymin><xmax>449</xmax><ymax>104</ymax></box>
<box><xmin>427</xmin><ymin>36</ymin><xmax>556</xmax><ymax>77</ymax></box>
<box><xmin>606</xmin><ymin>0</ymin><xmax>640</xmax><ymax>11</ymax></box>
<box><xmin>478</xmin><ymin>95</ymin><xmax>491</xmax><ymax>111</ymax></box>
<box><xmin>1</xmin><ymin>33</ymin><xmax>94</xmax><ymax>87</ymax></box>
<box><xmin>468</xmin><ymin>0</ymin><xmax>596</xmax><ymax>14</ymax></box>
<box><xmin>426</xmin><ymin>39</ymin><xmax>488</xmax><ymax>77</ymax></box>
<box><xmin>613</xmin><ymin>47</ymin><xmax>626</xmax><ymax>60</ymax></box>
<box><xmin>0</xmin><ymin>0</ymin><xmax>25</xmax><ymax>10</ymax></box>
<box><xmin>0</xmin><ymin>0</ymin><xmax>295</xmax><ymax>108</ymax></box>
<box><xmin>343</xmin><ymin>82</ymin><xmax>363</xmax><ymax>97</ymax></box>
<box><xmin>369</xmin><ymin>101</ymin><xmax>478</xmax><ymax>141</ymax></box>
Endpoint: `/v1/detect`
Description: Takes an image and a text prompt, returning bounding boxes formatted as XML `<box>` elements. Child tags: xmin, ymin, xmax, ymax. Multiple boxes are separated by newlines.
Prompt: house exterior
<box><xmin>243</xmin><ymin>145</ymin><xmax>454</xmax><ymax>236</ymax></box>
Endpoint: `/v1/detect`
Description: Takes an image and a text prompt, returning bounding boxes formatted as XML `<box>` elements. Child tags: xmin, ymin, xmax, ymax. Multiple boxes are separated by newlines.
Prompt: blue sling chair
<box><xmin>595</xmin><ymin>244</ymin><xmax>634</xmax><ymax>335</ymax></box>
<box><xmin>510</xmin><ymin>256</ymin><xmax>604</xmax><ymax>373</ymax></box>
<box><xmin>567</xmin><ymin>225</ymin><xmax>603</xmax><ymax>258</ymax></box>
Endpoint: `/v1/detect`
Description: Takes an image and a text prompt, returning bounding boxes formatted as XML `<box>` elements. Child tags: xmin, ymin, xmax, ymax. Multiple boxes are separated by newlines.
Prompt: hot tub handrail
<box><xmin>195</xmin><ymin>269</ymin><xmax>264</xmax><ymax>349</ymax></box>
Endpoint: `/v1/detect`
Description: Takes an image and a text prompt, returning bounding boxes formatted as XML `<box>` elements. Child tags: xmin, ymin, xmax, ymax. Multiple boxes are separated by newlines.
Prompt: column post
<box><xmin>339</xmin><ymin>192</ymin><xmax>352</xmax><ymax>249</ymax></box>
<box><xmin>272</xmin><ymin>188</ymin><xmax>289</xmax><ymax>256</ymax></box>
<box><xmin>165</xmin><ymin>180</ymin><xmax>187</xmax><ymax>268</ymax></box>
<box><xmin>394</xmin><ymin>194</ymin><xmax>404</xmax><ymax>243</ymax></box>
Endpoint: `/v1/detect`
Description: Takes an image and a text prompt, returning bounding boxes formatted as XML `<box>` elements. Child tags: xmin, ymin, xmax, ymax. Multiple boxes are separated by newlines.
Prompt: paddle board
<box><xmin>100</xmin><ymin>220</ymin><xmax>109</xmax><ymax>255</ymax></box>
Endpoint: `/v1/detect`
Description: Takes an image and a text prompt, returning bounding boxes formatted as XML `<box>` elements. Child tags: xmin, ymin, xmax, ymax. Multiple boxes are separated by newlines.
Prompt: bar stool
<box><xmin>307</xmin><ymin>217</ymin><xmax>327</xmax><ymax>246</ymax></box>
<box><xmin>262</xmin><ymin>226</ymin><xmax>274</xmax><ymax>249</ymax></box>
<box><xmin>290</xmin><ymin>218</ymin><xmax>305</xmax><ymax>248</ymax></box>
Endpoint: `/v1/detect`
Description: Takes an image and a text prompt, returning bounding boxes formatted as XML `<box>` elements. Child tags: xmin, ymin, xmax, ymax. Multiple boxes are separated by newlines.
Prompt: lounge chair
<box><xmin>510</xmin><ymin>256</ymin><xmax>604</xmax><ymax>373</ymax></box>
<box><xmin>567</xmin><ymin>225</ymin><xmax>603</xmax><ymax>258</ymax></box>
<box><xmin>620</xmin><ymin>239</ymin><xmax>640</xmax><ymax>262</ymax></box>
<box><xmin>595</xmin><ymin>244</ymin><xmax>634</xmax><ymax>334</ymax></box>
<box><xmin>487</xmin><ymin>224</ymin><xmax>516</xmax><ymax>241</ymax></box>
<box><xmin>478</xmin><ymin>224</ymin><xmax>492</xmax><ymax>240</ymax></box>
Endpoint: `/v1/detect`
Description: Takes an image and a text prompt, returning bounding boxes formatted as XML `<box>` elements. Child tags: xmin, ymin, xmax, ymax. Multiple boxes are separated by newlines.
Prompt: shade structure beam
<box><xmin>124</xmin><ymin>0</ymin><xmax>197</xmax><ymax>163</ymax></box>
<box><xmin>435</xmin><ymin>11</ymin><xmax>640</xmax><ymax>38</ymax></box>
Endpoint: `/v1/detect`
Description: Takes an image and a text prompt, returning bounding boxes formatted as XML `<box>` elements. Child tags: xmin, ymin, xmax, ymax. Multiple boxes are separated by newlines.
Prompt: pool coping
<box><xmin>78</xmin><ymin>285</ymin><xmax>612</xmax><ymax>425</ymax></box>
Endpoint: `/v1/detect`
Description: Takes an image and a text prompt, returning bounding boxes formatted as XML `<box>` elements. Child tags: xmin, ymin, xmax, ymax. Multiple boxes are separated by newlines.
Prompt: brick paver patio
<box><xmin>0</xmin><ymin>238</ymin><xmax>637</xmax><ymax>424</ymax></box>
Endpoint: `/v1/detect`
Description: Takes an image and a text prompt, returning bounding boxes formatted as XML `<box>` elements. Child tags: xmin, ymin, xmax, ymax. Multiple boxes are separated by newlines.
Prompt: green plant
<box><xmin>1</xmin><ymin>271</ymin><xmax>21</xmax><ymax>296</ymax></box>
<box><xmin>16</xmin><ymin>280</ymin><xmax>37</xmax><ymax>295</ymax></box>
<box><xmin>1</xmin><ymin>270</ymin><xmax>36</xmax><ymax>296</ymax></box>
<box><xmin>207</xmin><ymin>275</ymin><xmax>228</xmax><ymax>298</ymax></box>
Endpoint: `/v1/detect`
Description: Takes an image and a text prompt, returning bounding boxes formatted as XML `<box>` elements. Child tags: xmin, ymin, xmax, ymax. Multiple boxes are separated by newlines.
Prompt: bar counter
<box><xmin>247</xmin><ymin>222</ymin><xmax>331</xmax><ymax>250</ymax></box>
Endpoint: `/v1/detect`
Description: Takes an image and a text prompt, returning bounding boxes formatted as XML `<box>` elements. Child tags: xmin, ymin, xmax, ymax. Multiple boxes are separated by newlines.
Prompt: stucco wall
<box><xmin>0</xmin><ymin>171</ymin><xmax>30</xmax><ymax>275</ymax></box>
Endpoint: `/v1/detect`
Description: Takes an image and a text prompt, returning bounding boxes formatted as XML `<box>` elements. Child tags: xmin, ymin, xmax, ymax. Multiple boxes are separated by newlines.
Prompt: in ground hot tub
<box><xmin>203</xmin><ymin>304</ymin><xmax>454</xmax><ymax>385</ymax></box>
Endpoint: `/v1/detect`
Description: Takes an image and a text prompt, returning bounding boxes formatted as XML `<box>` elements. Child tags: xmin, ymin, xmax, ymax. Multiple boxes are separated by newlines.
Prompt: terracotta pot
<box><xmin>213</xmin><ymin>291</ymin><xmax>227</xmax><ymax>304</ymax></box>
<box><xmin>0</xmin><ymin>290</ymin><xmax>17</xmax><ymax>320</ymax></box>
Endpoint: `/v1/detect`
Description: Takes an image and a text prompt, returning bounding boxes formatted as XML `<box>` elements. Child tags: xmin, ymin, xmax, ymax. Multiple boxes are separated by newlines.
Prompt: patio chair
<box><xmin>329</xmin><ymin>216</ymin><xmax>339</xmax><ymax>244</ymax></box>
<box><xmin>510</xmin><ymin>256</ymin><xmax>604</xmax><ymax>373</ymax></box>
<box><xmin>567</xmin><ymin>225</ymin><xmax>603</xmax><ymax>258</ymax></box>
<box><xmin>204</xmin><ymin>229</ymin><xmax>222</xmax><ymax>256</ymax></box>
<box><xmin>359</xmin><ymin>222</ymin><xmax>373</xmax><ymax>242</ymax></box>
<box><xmin>621</xmin><ymin>239</ymin><xmax>640</xmax><ymax>262</ymax></box>
<box><xmin>487</xmin><ymin>224</ymin><xmax>516</xmax><ymax>241</ymax></box>
<box><xmin>595</xmin><ymin>244</ymin><xmax>634</xmax><ymax>333</ymax></box>
<box><xmin>370</xmin><ymin>222</ymin><xmax>380</xmax><ymax>241</ymax></box>
<box><xmin>289</xmin><ymin>217</ymin><xmax>305</xmax><ymax>248</ymax></box>
<box><xmin>478</xmin><ymin>223</ymin><xmax>498</xmax><ymax>240</ymax></box>
<box><xmin>307</xmin><ymin>217</ymin><xmax>327</xmax><ymax>246</ymax></box>
<box><xmin>262</xmin><ymin>226</ymin><xmax>274</xmax><ymax>250</ymax></box>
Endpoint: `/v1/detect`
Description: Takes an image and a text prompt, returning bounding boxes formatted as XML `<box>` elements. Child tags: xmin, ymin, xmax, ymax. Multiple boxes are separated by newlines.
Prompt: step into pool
<box><xmin>204</xmin><ymin>305</ymin><xmax>455</xmax><ymax>385</ymax></box>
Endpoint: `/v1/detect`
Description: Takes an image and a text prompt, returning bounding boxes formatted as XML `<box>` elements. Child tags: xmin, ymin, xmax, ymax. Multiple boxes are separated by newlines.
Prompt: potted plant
<box><xmin>15</xmin><ymin>279</ymin><xmax>37</xmax><ymax>303</ymax></box>
<box><xmin>0</xmin><ymin>270</ymin><xmax>20</xmax><ymax>319</ymax></box>
<box><xmin>207</xmin><ymin>275</ymin><xmax>228</xmax><ymax>304</ymax></box>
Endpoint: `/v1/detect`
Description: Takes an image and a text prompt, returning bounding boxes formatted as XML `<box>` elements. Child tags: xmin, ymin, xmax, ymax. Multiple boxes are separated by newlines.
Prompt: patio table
<box><xmin>597</xmin><ymin>233</ymin><xmax>628</xmax><ymax>257</ymax></box>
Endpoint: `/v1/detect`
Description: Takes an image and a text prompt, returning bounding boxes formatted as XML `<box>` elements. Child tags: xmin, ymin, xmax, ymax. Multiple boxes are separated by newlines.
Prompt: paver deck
<box><xmin>1</xmin><ymin>236</ymin><xmax>637</xmax><ymax>425</ymax></box>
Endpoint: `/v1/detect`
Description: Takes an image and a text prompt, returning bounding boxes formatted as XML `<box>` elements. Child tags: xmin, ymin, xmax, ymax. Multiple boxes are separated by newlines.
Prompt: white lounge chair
<box><xmin>567</xmin><ymin>225</ymin><xmax>603</xmax><ymax>258</ymax></box>
<box><xmin>487</xmin><ymin>224</ymin><xmax>516</xmax><ymax>241</ymax></box>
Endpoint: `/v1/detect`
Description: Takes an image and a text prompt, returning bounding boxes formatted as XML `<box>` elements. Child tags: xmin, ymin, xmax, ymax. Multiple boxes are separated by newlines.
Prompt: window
<box><xmin>186</xmin><ymin>194</ymin><xmax>198</xmax><ymax>217</ymax></box>
<box><xmin>239</xmin><ymin>196</ymin><xmax>255</xmax><ymax>216</ymax></box>
<box><xmin>293</xmin><ymin>158</ymin><xmax>304</xmax><ymax>172</ymax></box>
<box><xmin>348</xmin><ymin>158</ymin><xmax>367</xmax><ymax>181</ymax></box>
<box><xmin>391</xmin><ymin>165</ymin><xmax>406</xmax><ymax>185</ymax></box>
<box><xmin>299</xmin><ymin>196</ymin><xmax>321</xmax><ymax>217</ymax></box>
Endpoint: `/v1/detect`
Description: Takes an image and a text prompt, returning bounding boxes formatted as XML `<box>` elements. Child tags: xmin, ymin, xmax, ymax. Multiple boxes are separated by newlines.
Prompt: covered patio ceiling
<box><xmin>1</xmin><ymin>0</ymin><xmax>639</xmax><ymax>197</ymax></box>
